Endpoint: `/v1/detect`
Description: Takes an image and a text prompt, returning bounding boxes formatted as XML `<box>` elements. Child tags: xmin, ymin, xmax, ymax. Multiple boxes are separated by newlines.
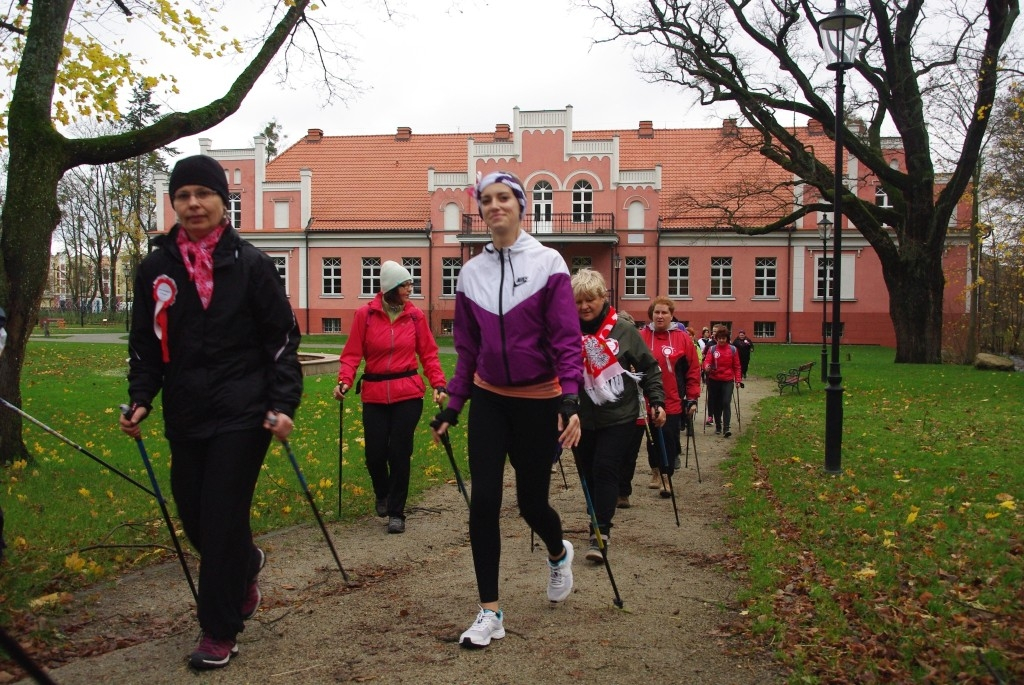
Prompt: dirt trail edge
<box><xmin>20</xmin><ymin>378</ymin><xmax>782</xmax><ymax>685</ymax></box>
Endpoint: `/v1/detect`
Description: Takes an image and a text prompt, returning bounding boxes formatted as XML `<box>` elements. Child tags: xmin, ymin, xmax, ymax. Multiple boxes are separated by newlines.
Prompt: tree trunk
<box><xmin>883</xmin><ymin>245</ymin><xmax>946</xmax><ymax>364</ymax></box>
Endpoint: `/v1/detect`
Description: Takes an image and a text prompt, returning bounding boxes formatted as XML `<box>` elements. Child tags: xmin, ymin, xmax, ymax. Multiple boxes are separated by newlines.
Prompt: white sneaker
<box><xmin>459</xmin><ymin>607</ymin><xmax>505</xmax><ymax>648</ymax></box>
<box><xmin>546</xmin><ymin>540</ymin><xmax>574</xmax><ymax>602</ymax></box>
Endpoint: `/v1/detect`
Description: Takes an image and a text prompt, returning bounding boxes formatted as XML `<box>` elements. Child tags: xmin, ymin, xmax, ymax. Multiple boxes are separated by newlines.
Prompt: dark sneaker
<box><xmin>387</xmin><ymin>516</ymin><xmax>405</xmax><ymax>534</ymax></box>
<box><xmin>189</xmin><ymin>633</ymin><xmax>238</xmax><ymax>670</ymax></box>
<box><xmin>616</xmin><ymin>496</ymin><xmax>630</xmax><ymax>509</ymax></box>
<box><xmin>724</xmin><ymin>431</ymin><xmax>732</xmax><ymax>438</ymax></box>
<box><xmin>375</xmin><ymin>497</ymin><xmax>387</xmax><ymax>517</ymax></box>
<box><xmin>459</xmin><ymin>607</ymin><xmax>505</xmax><ymax>648</ymax></box>
<box><xmin>241</xmin><ymin>546</ymin><xmax>265</xmax><ymax>619</ymax></box>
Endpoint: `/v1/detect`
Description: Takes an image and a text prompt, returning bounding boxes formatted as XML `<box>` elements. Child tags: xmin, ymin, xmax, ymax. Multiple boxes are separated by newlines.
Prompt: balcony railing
<box><xmin>461</xmin><ymin>212</ymin><xmax>615</xmax><ymax>235</ymax></box>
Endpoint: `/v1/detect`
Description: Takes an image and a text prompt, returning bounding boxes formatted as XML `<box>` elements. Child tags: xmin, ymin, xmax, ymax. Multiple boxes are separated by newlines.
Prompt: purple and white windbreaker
<box><xmin>447</xmin><ymin>230</ymin><xmax>582</xmax><ymax>413</ymax></box>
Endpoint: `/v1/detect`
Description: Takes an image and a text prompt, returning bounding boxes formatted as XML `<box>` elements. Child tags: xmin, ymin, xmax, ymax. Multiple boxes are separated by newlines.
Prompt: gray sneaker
<box><xmin>546</xmin><ymin>540</ymin><xmax>574</xmax><ymax>602</ymax></box>
<box><xmin>387</xmin><ymin>516</ymin><xmax>405</xmax><ymax>534</ymax></box>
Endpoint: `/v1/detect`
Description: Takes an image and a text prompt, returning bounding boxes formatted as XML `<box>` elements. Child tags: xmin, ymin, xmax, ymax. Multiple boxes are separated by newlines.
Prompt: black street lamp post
<box><xmin>818</xmin><ymin>0</ymin><xmax>865</xmax><ymax>474</ymax></box>
<box><xmin>817</xmin><ymin>215</ymin><xmax>833</xmax><ymax>384</ymax></box>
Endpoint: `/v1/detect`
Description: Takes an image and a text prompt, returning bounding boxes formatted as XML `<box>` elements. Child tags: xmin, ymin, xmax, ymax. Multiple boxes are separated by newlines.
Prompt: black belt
<box><xmin>355</xmin><ymin>369</ymin><xmax>417</xmax><ymax>394</ymax></box>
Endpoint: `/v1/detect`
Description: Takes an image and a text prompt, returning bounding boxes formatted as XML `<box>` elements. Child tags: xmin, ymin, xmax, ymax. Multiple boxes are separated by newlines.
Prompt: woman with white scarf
<box><xmin>571</xmin><ymin>269</ymin><xmax>666</xmax><ymax>564</ymax></box>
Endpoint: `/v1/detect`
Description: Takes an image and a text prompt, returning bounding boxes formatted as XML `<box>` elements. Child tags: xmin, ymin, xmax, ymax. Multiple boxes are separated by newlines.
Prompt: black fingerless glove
<box><xmin>684</xmin><ymin>400</ymin><xmax>698</xmax><ymax>413</ymax></box>
<box><xmin>430</xmin><ymin>406</ymin><xmax>459</xmax><ymax>430</ymax></box>
<box><xmin>559</xmin><ymin>394</ymin><xmax>579</xmax><ymax>424</ymax></box>
<box><xmin>651</xmin><ymin>401</ymin><xmax>666</xmax><ymax>414</ymax></box>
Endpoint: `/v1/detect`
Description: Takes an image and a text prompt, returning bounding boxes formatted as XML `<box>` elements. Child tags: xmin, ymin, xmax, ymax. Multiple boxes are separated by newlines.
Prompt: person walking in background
<box><xmin>572</xmin><ymin>269</ymin><xmax>665</xmax><ymax>564</ymax></box>
<box><xmin>430</xmin><ymin>171</ymin><xmax>582</xmax><ymax>649</ymax></box>
<box><xmin>732</xmin><ymin>329</ymin><xmax>755</xmax><ymax>385</ymax></box>
<box><xmin>334</xmin><ymin>260</ymin><xmax>448</xmax><ymax>535</ymax></box>
<box><xmin>697</xmin><ymin>326</ymin><xmax>715</xmax><ymax>425</ymax></box>
<box><xmin>119</xmin><ymin>155</ymin><xmax>303</xmax><ymax>671</ymax></box>
<box><xmin>640</xmin><ymin>297</ymin><xmax>701</xmax><ymax>490</ymax></box>
<box><xmin>702</xmin><ymin>327</ymin><xmax>742</xmax><ymax>438</ymax></box>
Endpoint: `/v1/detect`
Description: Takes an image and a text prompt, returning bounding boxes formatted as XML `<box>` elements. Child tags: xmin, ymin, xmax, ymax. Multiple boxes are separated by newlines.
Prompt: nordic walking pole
<box><xmin>649</xmin><ymin>423</ymin><xmax>680</xmax><ymax>527</ymax></box>
<box><xmin>337</xmin><ymin>391</ymin><xmax>344</xmax><ymax>519</ymax></box>
<box><xmin>120</xmin><ymin>405</ymin><xmax>199</xmax><ymax>604</ymax></box>
<box><xmin>0</xmin><ymin>397</ymin><xmax>155</xmax><ymax>497</ymax></box>
<box><xmin>578</xmin><ymin>472</ymin><xmax>623</xmax><ymax>609</ymax></box>
<box><xmin>436</xmin><ymin>401</ymin><xmax>470</xmax><ymax>509</ymax></box>
<box><xmin>684</xmin><ymin>412</ymin><xmax>702</xmax><ymax>483</ymax></box>
<box><xmin>0</xmin><ymin>626</ymin><xmax>58</xmax><ymax>685</ymax></box>
<box><xmin>702</xmin><ymin>381</ymin><xmax>710</xmax><ymax>434</ymax></box>
<box><xmin>268</xmin><ymin>413</ymin><xmax>349</xmax><ymax>580</ymax></box>
<box><xmin>733</xmin><ymin>383</ymin><xmax>742</xmax><ymax>432</ymax></box>
<box><xmin>555</xmin><ymin>445</ymin><xmax>569</xmax><ymax>491</ymax></box>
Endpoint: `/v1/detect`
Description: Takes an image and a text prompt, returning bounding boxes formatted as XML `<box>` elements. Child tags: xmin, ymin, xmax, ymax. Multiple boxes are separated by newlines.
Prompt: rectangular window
<box><xmin>571</xmin><ymin>256</ymin><xmax>592</xmax><ymax>273</ymax></box>
<box><xmin>441</xmin><ymin>318</ymin><xmax>455</xmax><ymax>335</ymax></box>
<box><xmin>403</xmin><ymin>257</ymin><xmax>422</xmax><ymax>296</ymax></box>
<box><xmin>667</xmin><ymin>257</ymin><xmax>689</xmax><ymax>298</ymax></box>
<box><xmin>271</xmin><ymin>255</ymin><xmax>287</xmax><ymax>293</ymax></box>
<box><xmin>817</xmin><ymin>257</ymin><xmax>834</xmax><ymax>299</ymax></box>
<box><xmin>753</xmin><ymin>321</ymin><xmax>775</xmax><ymax>338</ymax></box>
<box><xmin>710</xmin><ymin>257</ymin><xmax>732</xmax><ymax>297</ymax></box>
<box><xmin>362</xmin><ymin>257</ymin><xmax>381</xmax><ymax>296</ymax></box>
<box><xmin>273</xmin><ymin>201</ymin><xmax>289</xmax><ymax>229</ymax></box>
<box><xmin>442</xmin><ymin>257</ymin><xmax>462</xmax><ymax>297</ymax></box>
<box><xmin>322</xmin><ymin>318</ymin><xmax>341</xmax><ymax>333</ymax></box>
<box><xmin>754</xmin><ymin>257</ymin><xmax>777</xmax><ymax>298</ymax></box>
<box><xmin>228</xmin><ymin>192</ymin><xmax>242</xmax><ymax>227</ymax></box>
<box><xmin>322</xmin><ymin>257</ymin><xmax>341</xmax><ymax>296</ymax></box>
<box><xmin>625</xmin><ymin>257</ymin><xmax>646</xmax><ymax>297</ymax></box>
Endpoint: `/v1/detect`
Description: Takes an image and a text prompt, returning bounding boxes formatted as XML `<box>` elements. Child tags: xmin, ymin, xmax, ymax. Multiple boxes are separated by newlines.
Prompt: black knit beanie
<box><xmin>169</xmin><ymin>155</ymin><xmax>230</xmax><ymax>205</ymax></box>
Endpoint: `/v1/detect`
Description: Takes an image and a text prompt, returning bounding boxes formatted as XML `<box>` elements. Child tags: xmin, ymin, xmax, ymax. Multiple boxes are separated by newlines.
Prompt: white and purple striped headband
<box><xmin>475</xmin><ymin>171</ymin><xmax>527</xmax><ymax>218</ymax></box>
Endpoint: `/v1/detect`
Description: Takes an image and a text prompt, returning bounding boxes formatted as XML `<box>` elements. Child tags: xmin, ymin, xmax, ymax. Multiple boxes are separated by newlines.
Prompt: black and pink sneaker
<box><xmin>189</xmin><ymin>633</ymin><xmax>238</xmax><ymax>669</ymax></box>
<box><xmin>241</xmin><ymin>546</ymin><xmax>265</xmax><ymax>620</ymax></box>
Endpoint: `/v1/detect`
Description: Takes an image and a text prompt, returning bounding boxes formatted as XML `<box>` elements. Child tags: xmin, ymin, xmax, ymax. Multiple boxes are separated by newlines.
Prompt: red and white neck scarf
<box><xmin>581</xmin><ymin>305</ymin><xmax>640</xmax><ymax>405</ymax></box>
<box><xmin>176</xmin><ymin>223</ymin><xmax>225</xmax><ymax>309</ymax></box>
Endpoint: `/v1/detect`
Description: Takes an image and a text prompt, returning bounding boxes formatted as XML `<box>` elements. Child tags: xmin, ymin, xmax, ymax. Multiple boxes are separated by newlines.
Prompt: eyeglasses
<box><xmin>399</xmin><ymin>281</ymin><xmax>414</xmax><ymax>290</ymax></box>
<box><xmin>172</xmin><ymin>189</ymin><xmax>219</xmax><ymax>203</ymax></box>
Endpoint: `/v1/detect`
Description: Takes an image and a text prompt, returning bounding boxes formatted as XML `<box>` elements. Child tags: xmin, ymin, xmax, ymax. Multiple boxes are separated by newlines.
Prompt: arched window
<box><xmin>572</xmin><ymin>180</ymin><xmax>592</xmax><ymax>223</ymax></box>
<box><xmin>233</xmin><ymin>168</ymin><xmax>242</xmax><ymax>185</ymax></box>
<box><xmin>532</xmin><ymin>181</ymin><xmax>553</xmax><ymax>233</ymax></box>
<box><xmin>443</xmin><ymin>203</ymin><xmax>461</xmax><ymax>231</ymax></box>
<box><xmin>627</xmin><ymin>200</ymin><xmax>645</xmax><ymax>229</ymax></box>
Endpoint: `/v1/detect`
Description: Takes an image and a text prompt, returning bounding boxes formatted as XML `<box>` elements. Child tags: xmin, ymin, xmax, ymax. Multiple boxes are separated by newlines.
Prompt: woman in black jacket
<box><xmin>119</xmin><ymin>155</ymin><xmax>302</xmax><ymax>671</ymax></box>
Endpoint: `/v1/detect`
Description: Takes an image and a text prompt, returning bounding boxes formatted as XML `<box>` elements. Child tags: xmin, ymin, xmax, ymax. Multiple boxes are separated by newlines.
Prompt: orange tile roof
<box><xmin>267</xmin><ymin>124</ymin><xmax>803</xmax><ymax>231</ymax></box>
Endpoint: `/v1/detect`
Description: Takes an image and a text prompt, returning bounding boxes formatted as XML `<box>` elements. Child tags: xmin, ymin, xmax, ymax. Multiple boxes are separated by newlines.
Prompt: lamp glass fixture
<box><xmin>819</xmin><ymin>7</ymin><xmax>865</xmax><ymax>68</ymax></box>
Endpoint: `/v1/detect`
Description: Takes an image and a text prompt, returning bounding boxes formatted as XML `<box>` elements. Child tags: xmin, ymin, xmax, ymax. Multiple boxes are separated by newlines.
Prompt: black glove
<box><xmin>684</xmin><ymin>399</ymin><xmax>698</xmax><ymax>414</ymax></box>
<box><xmin>559</xmin><ymin>394</ymin><xmax>579</xmax><ymax>424</ymax></box>
<box><xmin>430</xmin><ymin>406</ymin><xmax>459</xmax><ymax>430</ymax></box>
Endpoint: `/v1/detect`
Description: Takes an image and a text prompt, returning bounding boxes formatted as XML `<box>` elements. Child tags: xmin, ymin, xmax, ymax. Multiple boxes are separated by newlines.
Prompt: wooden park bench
<box><xmin>776</xmin><ymin>361</ymin><xmax>815</xmax><ymax>394</ymax></box>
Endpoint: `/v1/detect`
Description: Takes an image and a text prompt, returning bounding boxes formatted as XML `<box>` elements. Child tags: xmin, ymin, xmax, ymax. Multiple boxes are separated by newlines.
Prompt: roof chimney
<box><xmin>306</xmin><ymin>128</ymin><xmax>323</xmax><ymax>142</ymax></box>
<box><xmin>396</xmin><ymin>126</ymin><xmax>412</xmax><ymax>141</ymax></box>
<box><xmin>638</xmin><ymin>120</ymin><xmax>654</xmax><ymax>139</ymax></box>
<box><xmin>807</xmin><ymin>120</ymin><xmax>824</xmax><ymax>136</ymax></box>
<box><xmin>494</xmin><ymin>123</ymin><xmax>511</xmax><ymax>141</ymax></box>
<box><xmin>722</xmin><ymin>118</ymin><xmax>738</xmax><ymax>137</ymax></box>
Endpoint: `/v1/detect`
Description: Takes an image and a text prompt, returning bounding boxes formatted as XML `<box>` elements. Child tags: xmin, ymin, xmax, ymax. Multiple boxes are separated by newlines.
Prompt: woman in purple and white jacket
<box><xmin>431</xmin><ymin>171</ymin><xmax>583</xmax><ymax>649</ymax></box>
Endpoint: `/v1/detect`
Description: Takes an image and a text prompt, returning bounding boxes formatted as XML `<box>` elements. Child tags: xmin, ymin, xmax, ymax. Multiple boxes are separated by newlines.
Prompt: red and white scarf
<box><xmin>176</xmin><ymin>224</ymin><xmax>225</xmax><ymax>309</ymax></box>
<box><xmin>582</xmin><ymin>306</ymin><xmax>640</xmax><ymax>405</ymax></box>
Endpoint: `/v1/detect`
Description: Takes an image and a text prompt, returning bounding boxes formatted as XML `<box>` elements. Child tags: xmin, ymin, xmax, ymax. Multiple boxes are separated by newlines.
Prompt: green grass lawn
<box><xmin>1</xmin><ymin>341</ymin><xmax>1021</xmax><ymax>683</ymax></box>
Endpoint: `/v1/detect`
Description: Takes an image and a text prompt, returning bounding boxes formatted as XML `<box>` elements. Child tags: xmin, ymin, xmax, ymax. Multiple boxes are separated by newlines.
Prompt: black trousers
<box><xmin>362</xmin><ymin>398</ymin><xmax>423</xmax><ymax>519</ymax></box>
<box><xmin>466</xmin><ymin>388</ymin><xmax>564</xmax><ymax>604</ymax></box>
<box><xmin>574</xmin><ymin>421</ymin><xmax>639</xmax><ymax>537</ymax></box>
<box><xmin>169</xmin><ymin>427</ymin><xmax>270</xmax><ymax>640</ymax></box>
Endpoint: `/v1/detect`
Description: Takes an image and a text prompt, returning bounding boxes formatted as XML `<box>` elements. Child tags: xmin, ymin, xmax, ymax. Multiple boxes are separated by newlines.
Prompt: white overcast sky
<box><xmin>143</xmin><ymin>0</ymin><xmax>735</xmax><ymax>160</ymax></box>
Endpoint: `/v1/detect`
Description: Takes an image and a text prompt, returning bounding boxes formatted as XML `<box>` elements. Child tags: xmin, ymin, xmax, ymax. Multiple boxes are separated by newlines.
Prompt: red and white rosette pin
<box><xmin>152</xmin><ymin>275</ymin><xmax>177</xmax><ymax>362</ymax></box>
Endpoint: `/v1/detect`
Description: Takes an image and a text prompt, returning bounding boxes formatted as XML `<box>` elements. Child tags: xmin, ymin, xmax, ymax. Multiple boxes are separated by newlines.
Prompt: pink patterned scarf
<box><xmin>176</xmin><ymin>224</ymin><xmax>225</xmax><ymax>309</ymax></box>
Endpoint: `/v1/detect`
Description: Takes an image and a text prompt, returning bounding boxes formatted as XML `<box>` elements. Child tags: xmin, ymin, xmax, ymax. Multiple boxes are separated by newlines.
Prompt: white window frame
<box><xmin>322</xmin><ymin>257</ymin><xmax>342</xmax><ymax>296</ymax></box>
<box><xmin>624</xmin><ymin>256</ymin><xmax>646</xmax><ymax>297</ymax></box>
<box><xmin>402</xmin><ymin>257</ymin><xmax>422</xmax><ymax>297</ymax></box>
<box><xmin>572</xmin><ymin>180</ymin><xmax>593</xmax><ymax>223</ymax></box>
<box><xmin>441</xmin><ymin>257</ymin><xmax>461</xmax><ymax>297</ymax></box>
<box><xmin>667</xmin><ymin>256</ymin><xmax>689</xmax><ymax>298</ymax></box>
<box><xmin>228</xmin><ymin>192</ymin><xmax>242</xmax><ymax>227</ymax></box>
<box><xmin>362</xmin><ymin>257</ymin><xmax>381</xmax><ymax>297</ymax></box>
<box><xmin>754</xmin><ymin>257</ymin><xmax>777</xmax><ymax>298</ymax></box>
<box><xmin>710</xmin><ymin>257</ymin><xmax>732</xmax><ymax>297</ymax></box>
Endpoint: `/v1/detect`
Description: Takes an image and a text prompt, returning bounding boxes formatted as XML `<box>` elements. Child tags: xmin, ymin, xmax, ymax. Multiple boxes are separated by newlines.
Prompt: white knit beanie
<box><xmin>380</xmin><ymin>260</ymin><xmax>413</xmax><ymax>294</ymax></box>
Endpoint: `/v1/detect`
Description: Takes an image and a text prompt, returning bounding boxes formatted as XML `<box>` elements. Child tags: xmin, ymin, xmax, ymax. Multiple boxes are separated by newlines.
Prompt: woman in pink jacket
<box><xmin>334</xmin><ymin>261</ymin><xmax>447</xmax><ymax>534</ymax></box>
<box><xmin>701</xmin><ymin>327</ymin><xmax>742</xmax><ymax>438</ymax></box>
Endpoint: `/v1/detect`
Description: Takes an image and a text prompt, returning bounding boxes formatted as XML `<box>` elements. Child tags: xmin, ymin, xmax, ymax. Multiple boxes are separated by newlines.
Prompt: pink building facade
<box><xmin>155</xmin><ymin>107</ymin><xmax>970</xmax><ymax>345</ymax></box>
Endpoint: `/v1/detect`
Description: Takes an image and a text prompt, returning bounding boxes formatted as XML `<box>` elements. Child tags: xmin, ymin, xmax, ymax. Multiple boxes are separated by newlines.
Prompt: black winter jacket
<box><xmin>127</xmin><ymin>224</ymin><xmax>302</xmax><ymax>441</ymax></box>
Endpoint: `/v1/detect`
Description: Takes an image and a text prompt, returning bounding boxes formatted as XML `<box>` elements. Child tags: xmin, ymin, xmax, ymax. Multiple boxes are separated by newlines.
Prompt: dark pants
<box><xmin>169</xmin><ymin>427</ymin><xmax>271</xmax><ymax>640</ymax></box>
<box><xmin>618</xmin><ymin>424</ymin><xmax>645</xmax><ymax>497</ymax></box>
<box><xmin>707</xmin><ymin>380</ymin><xmax>735</xmax><ymax>432</ymax></box>
<box><xmin>574</xmin><ymin>421</ymin><xmax>638</xmax><ymax>537</ymax></box>
<box><xmin>646</xmin><ymin>413</ymin><xmax>682</xmax><ymax>473</ymax></box>
<box><xmin>362</xmin><ymin>398</ymin><xmax>423</xmax><ymax>519</ymax></box>
<box><xmin>466</xmin><ymin>388</ymin><xmax>564</xmax><ymax>604</ymax></box>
